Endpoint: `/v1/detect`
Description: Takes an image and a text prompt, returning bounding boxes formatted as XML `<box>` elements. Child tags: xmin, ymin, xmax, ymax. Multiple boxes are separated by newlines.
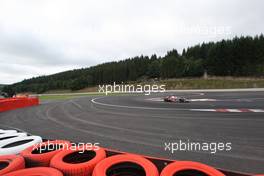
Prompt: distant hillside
<box><xmin>3</xmin><ymin>34</ymin><xmax>264</xmax><ymax>95</ymax></box>
<box><xmin>0</xmin><ymin>84</ymin><xmax>6</xmax><ymax>91</ymax></box>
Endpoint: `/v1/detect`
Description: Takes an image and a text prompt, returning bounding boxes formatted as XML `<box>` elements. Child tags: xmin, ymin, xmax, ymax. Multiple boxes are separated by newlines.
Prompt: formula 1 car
<box><xmin>164</xmin><ymin>95</ymin><xmax>190</xmax><ymax>103</ymax></box>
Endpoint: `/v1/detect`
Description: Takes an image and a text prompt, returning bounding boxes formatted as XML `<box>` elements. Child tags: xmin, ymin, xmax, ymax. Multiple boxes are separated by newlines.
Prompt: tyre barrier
<box><xmin>92</xmin><ymin>154</ymin><xmax>159</xmax><ymax>176</ymax></box>
<box><xmin>2</xmin><ymin>167</ymin><xmax>63</xmax><ymax>176</ymax></box>
<box><xmin>0</xmin><ymin>155</ymin><xmax>25</xmax><ymax>175</ymax></box>
<box><xmin>0</xmin><ymin>130</ymin><xmax>17</xmax><ymax>135</ymax></box>
<box><xmin>0</xmin><ymin>97</ymin><xmax>39</xmax><ymax>112</ymax></box>
<box><xmin>21</xmin><ymin>140</ymin><xmax>72</xmax><ymax>167</ymax></box>
<box><xmin>0</xmin><ymin>135</ymin><xmax>30</xmax><ymax>146</ymax></box>
<box><xmin>0</xmin><ymin>133</ymin><xmax>28</xmax><ymax>144</ymax></box>
<box><xmin>50</xmin><ymin>146</ymin><xmax>106</xmax><ymax>176</ymax></box>
<box><xmin>160</xmin><ymin>161</ymin><xmax>225</xmax><ymax>176</ymax></box>
<box><xmin>0</xmin><ymin>128</ymin><xmax>258</xmax><ymax>176</ymax></box>
<box><xmin>0</xmin><ymin>136</ymin><xmax>42</xmax><ymax>155</ymax></box>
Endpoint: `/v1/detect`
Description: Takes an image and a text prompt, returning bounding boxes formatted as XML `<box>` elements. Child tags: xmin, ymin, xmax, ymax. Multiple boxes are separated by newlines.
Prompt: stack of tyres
<box><xmin>0</xmin><ymin>155</ymin><xmax>25</xmax><ymax>175</ymax></box>
<box><xmin>1</xmin><ymin>139</ymin><xmax>108</xmax><ymax>176</ymax></box>
<box><xmin>0</xmin><ymin>129</ymin><xmax>262</xmax><ymax>176</ymax></box>
<box><xmin>160</xmin><ymin>161</ymin><xmax>225</xmax><ymax>176</ymax></box>
<box><xmin>0</xmin><ymin>129</ymin><xmax>42</xmax><ymax>155</ymax></box>
<box><xmin>92</xmin><ymin>154</ymin><xmax>159</xmax><ymax>176</ymax></box>
<box><xmin>50</xmin><ymin>146</ymin><xmax>106</xmax><ymax>176</ymax></box>
<box><xmin>0</xmin><ymin>130</ymin><xmax>17</xmax><ymax>135</ymax></box>
<box><xmin>1</xmin><ymin>139</ymin><xmax>74</xmax><ymax>176</ymax></box>
<box><xmin>21</xmin><ymin>140</ymin><xmax>72</xmax><ymax>167</ymax></box>
<box><xmin>2</xmin><ymin>167</ymin><xmax>63</xmax><ymax>176</ymax></box>
<box><xmin>0</xmin><ymin>132</ymin><xmax>28</xmax><ymax>145</ymax></box>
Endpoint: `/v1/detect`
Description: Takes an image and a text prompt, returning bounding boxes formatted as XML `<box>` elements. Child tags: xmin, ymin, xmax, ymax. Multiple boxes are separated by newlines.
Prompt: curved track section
<box><xmin>0</xmin><ymin>91</ymin><xmax>263</xmax><ymax>173</ymax></box>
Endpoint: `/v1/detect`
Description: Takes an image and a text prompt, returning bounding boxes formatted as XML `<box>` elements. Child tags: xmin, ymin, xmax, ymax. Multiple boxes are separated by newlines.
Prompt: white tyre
<box><xmin>0</xmin><ymin>136</ymin><xmax>42</xmax><ymax>155</ymax></box>
<box><xmin>0</xmin><ymin>133</ymin><xmax>28</xmax><ymax>145</ymax></box>
<box><xmin>0</xmin><ymin>130</ymin><xmax>17</xmax><ymax>134</ymax></box>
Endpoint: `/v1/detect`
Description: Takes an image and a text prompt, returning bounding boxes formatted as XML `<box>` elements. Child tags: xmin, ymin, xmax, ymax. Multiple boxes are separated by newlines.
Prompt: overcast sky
<box><xmin>0</xmin><ymin>0</ymin><xmax>263</xmax><ymax>84</ymax></box>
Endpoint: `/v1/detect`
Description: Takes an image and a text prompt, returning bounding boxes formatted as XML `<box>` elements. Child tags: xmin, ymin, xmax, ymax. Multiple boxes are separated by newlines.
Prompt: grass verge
<box><xmin>37</xmin><ymin>77</ymin><xmax>264</xmax><ymax>101</ymax></box>
<box><xmin>159</xmin><ymin>77</ymin><xmax>264</xmax><ymax>89</ymax></box>
<box><xmin>38</xmin><ymin>92</ymin><xmax>129</xmax><ymax>101</ymax></box>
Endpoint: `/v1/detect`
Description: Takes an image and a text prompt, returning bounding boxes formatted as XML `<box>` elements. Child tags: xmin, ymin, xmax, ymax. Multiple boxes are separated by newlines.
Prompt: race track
<box><xmin>0</xmin><ymin>91</ymin><xmax>263</xmax><ymax>173</ymax></box>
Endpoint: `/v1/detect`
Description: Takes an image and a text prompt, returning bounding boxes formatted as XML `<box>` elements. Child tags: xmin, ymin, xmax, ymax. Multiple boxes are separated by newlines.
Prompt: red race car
<box><xmin>164</xmin><ymin>95</ymin><xmax>190</xmax><ymax>103</ymax></box>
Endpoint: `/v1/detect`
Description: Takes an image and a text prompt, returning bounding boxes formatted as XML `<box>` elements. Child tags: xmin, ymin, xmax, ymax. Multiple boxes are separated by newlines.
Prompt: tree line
<box><xmin>3</xmin><ymin>35</ymin><xmax>264</xmax><ymax>95</ymax></box>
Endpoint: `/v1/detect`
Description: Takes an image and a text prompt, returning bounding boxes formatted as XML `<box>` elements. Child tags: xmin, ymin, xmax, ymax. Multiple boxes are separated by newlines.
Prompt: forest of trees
<box><xmin>3</xmin><ymin>35</ymin><xmax>264</xmax><ymax>95</ymax></box>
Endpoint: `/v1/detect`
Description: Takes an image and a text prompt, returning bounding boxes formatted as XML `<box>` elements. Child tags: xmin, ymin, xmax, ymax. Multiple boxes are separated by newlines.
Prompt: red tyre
<box><xmin>2</xmin><ymin>167</ymin><xmax>63</xmax><ymax>176</ymax></box>
<box><xmin>50</xmin><ymin>146</ymin><xmax>106</xmax><ymax>176</ymax></box>
<box><xmin>92</xmin><ymin>154</ymin><xmax>159</xmax><ymax>176</ymax></box>
<box><xmin>160</xmin><ymin>161</ymin><xmax>225</xmax><ymax>176</ymax></box>
<box><xmin>20</xmin><ymin>140</ymin><xmax>71</xmax><ymax>167</ymax></box>
<box><xmin>0</xmin><ymin>155</ymin><xmax>25</xmax><ymax>175</ymax></box>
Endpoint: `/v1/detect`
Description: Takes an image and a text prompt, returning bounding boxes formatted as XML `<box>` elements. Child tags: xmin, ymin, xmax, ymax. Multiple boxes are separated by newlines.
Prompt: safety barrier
<box><xmin>0</xmin><ymin>129</ymin><xmax>262</xmax><ymax>175</ymax></box>
<box><xmin>0</xmin><ymin>97</ymin><xmax>39</xmax><ymax>112</ymax></box>
<box><xmin>0</xmin><ymin>129</ymin><xmax>261</xmax><ymax>176</ymax></box>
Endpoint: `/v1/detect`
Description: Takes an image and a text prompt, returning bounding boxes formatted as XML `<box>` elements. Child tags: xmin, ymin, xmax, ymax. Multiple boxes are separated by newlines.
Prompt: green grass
<box><xmin>159</xmin><ymin>77</ymin><xmax>264</xmax><ymax>89</ymax></box>
<box><xmin>38</xmin><ymin>92</ymin><xmax>129</xmax><ymax>101</ymax></box>
<box><xmin>39</xmin><ymin>95</ymin><xmax>82</xmax><ymax>101</ymax></box>
<box><xmin>37</xmin><ymin>77</ymin><xmax>264</xmax><ymax>101</ymax></box>
<box><xmin>38</xmin><ymin>93</ymin><xmax>102</xmax><ymax>101</ymax></box>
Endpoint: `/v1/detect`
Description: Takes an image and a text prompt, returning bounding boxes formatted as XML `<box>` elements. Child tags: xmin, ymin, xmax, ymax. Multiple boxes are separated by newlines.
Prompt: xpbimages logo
<box><xmin>98</xmin><ymin>82</ymin><xmax>166</xmax><ymax>95</ymax></box>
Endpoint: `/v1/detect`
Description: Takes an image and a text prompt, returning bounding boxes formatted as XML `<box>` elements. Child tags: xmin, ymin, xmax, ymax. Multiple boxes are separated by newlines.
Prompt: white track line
<box><xmin>146</xmin><ymin>97</ymin><xmax>217</xmax><ymax>102</ymax></box>
<box><xmin>190</xmin><ymin>109</ymin><xmax>216</xmax><ymax>112</ymax></box>
<box><xmin>226</xmin><ymin>109</ymin><xmax>241</xmax><ymax>112</ymax></box>
<box><xmin>190</xmin><ymin>109</ymin><xmax>264</xmax><ymax>113</ymax></box>
<box><xmin>92</xmin><ymin>97</ymin><xmax>264</xmax><ymax>113</ymax></box>
<box><xmin>91</xmin><ymin>97</ymin><xmax>187</xmax><ymax>111</ymax></box>
<box><xmin>190</xmin><ymin>99</ymin><xmax>217</xmax><ymax>102</ymax></box>
<box><xmin>249</xmin><ymin>109</ymin><xmax>264</xmax><ymax>112</ymax></box>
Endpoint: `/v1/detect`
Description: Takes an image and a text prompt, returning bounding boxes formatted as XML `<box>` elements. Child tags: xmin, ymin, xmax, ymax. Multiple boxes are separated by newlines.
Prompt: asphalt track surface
<box><xmin>0</xmin><ymin>91</ymin><xmax>263</xmax><ymax>174</ymax></box>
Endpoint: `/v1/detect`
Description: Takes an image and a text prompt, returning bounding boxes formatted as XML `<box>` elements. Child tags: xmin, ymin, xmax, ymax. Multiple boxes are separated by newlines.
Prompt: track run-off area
<box><xmin>0</xmin><ymin>90</ymin><xmax>263</xmax><ymax>173</ymax></box>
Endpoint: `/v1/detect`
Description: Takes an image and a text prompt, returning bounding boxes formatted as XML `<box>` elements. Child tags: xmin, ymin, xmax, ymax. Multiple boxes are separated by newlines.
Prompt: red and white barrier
<box><xmin>0</xmin><ymin>97</ymin><xmax>39</xmax><ymax>112</ymax></box>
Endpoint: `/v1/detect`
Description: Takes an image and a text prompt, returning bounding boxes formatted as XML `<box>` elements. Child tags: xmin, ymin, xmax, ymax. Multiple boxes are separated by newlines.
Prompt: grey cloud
<box><xmin>0</xmin><ymin>0</ymin><xmax>264</xmax><ymax>84</ymax></box>
<box><xmin>0</xmin><ymin>30</ymin><xmax>67</xmax><ymax>66</ymax></box>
